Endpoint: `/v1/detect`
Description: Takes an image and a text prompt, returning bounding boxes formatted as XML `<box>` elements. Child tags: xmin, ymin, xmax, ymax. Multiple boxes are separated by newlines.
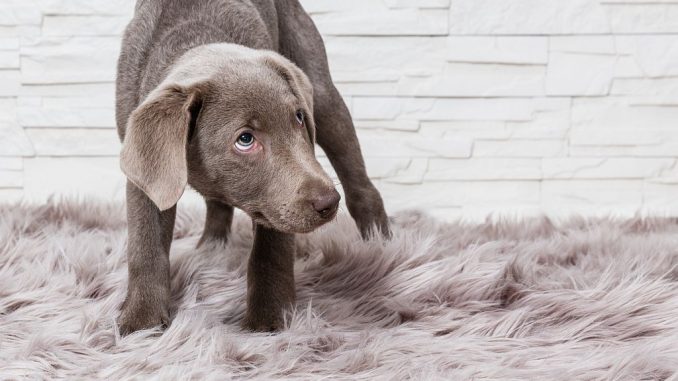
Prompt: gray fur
<box><xmin>115</xmin><ymin>0</ymin><xmax>389</xmax><ymax>334</ymax></box>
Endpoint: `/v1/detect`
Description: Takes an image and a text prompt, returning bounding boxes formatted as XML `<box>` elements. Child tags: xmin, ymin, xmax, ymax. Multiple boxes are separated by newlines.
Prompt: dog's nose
<box><xmin>311</xmin><ymin>189</ymin><xmax>340</xmax><ymax>217</ymax></box>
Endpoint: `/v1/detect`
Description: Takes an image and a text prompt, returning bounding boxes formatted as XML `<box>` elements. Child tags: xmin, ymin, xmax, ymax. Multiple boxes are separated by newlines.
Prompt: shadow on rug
<box><xmin>1</xmin><ymin>200</ymin><xmax>678</xmax><ymax>380</ymax></box>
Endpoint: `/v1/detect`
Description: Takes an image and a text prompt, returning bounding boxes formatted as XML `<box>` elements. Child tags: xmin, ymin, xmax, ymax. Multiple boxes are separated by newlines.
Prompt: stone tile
<box><xmin>611</xmin><ymin>77</ymin><xmax>678</xmax><ymax>105</ymax></box>
<box><xmin>301</xmin><ymin>0</ymin><xmax>450</xmax><ymax>13</ymax></box>
<box><xmin>0</xmin><ymin>169</ymin><xmax>22</xmax><ymax>187</ymax></box>
<box><xmin>505</xmin><ymin>98</ymin><xmax>571</xmax><ymax>139</ymax></box>
<box><xmin>354</xmin><ymin>119</ymin><xmax>420</xmax><ymax>132</ymax></box>
<box><xmin>0</xmin><ymin>5</ymin><xmax>42</xmax><ymax>26</ymax></box>
<box><xmin>325</xmin><ymin>36</ymin><xmax>446</xmax><ymax>83</ymax></box>
<box><xmin>43</xmin><ymin>15</ymin><xmax>129</xmax><ymax>36</ymax></box>
<box><xmin>0</xmin><ymin>157</ymin><xmax>22</xmax><ymax>170</ymax></box>
<box><xmin>23</xmin><ymin>156</ymin><xmax>126</xmax><ymax>202</ymax></box>
<box><xmin>0</xmin><ymin>50</ymin><xmax>20</xmax><ymax>68</ymax></box>
<box><xmin>550</xmin><ymin>36</ymin><xmax>617</xmax><ymax>55</ymax></box>
<box><xmin>643</xmin><ymin>182</ymin><xmax>678</xmax><ymax>212</ymax></box>
<box><xmin>334</xmin><ymin>82</ymin><xmax>399</xmax><ymax>97</ymax></box>
<box><xmin>20</xmin><ymin>82</ymin><xmax>115</xmax><ymax>97</ymax></box>
<box><xmin>18</xmin><ymin>97</ymin><xmax>115</xmax><ymax>128</ymax></box>
<box><xmin>419</xmin><ymin>121</ymin><xmax>511</xmax><ymax>140</ymax></box>
<box><xmin>357</xmin><ymin>130</ymin><xmax>472</xmax><ymax>158</ymax></box>
<box><xmin>542</xmin><ymin>180</ymin><xmax>643</xmax><ymax>206</ymax></box>
<box><xmin>446</xmin><ymin>36</ymin><xmax>548</xmax><ymax>64</ymax></box>
<box><xmin>449</xmin><ymin>0</ymin><xmax>610</xmax><ymax>35</ymax></box>
<box><xmin>474</xmin><ymin>140</ymin><xmax>566</xmax><ymax>158</ymax></box>
<box><xmin>312</xmin><ymin>8</ymin><xmax>448</xmax><ymax>36</ymax></box>
<box><xmin>366</xmin><ymin>157</ymin><xmax>418</xmax><ymax>179</ymax></box>
<box><xmin>385</xmin><ymin>0</ymin><xmax>450</xmax><ymax>8</ymax></box>
<box><xmin>396</xmin><ymin>63</ymin><xmax>546</xmax><ymax>97</ymax></box>
<box><xmin>0</xmin><ymin>37</ymin><xmax>20</xmax><ymax>50</ymax></box>
<box><xmin>507</xmin><ymin>112</ymin><xmax>570</xmax><ymax>140</ymax></box>
<box><xmin>546</xmin><ymin>52</ymin><xmax>618</xmax><ymax>96</ymax></box>
<box><xmin>352</xmin><ymin>97</ymin><xmax>534</xmax><ymax>121</ymax></box>
<box><xmin>0</xmin><ymin>70</ymin><xmax>20</xmax><ymax>96</ymax></box>
<box><xmin>425</xmin><ymin>158</ymin><xmax>542</xmax><ymax>180</ymax></box>
<box><xmin>0</xmin><ymin>25</ymin><xmax>40</xmax><ymax>38</ymax></box>
<box><xmin>605</xmin><ymin>3</ymin><xmax>678</xmax><ymax>33</ymax></box>
<box><xmin>376</xmin><ymin>180</ymin><xmax>541</xmax><ymax>209</ymax></box>
<box><xmin>21</xmin><ymin>37</ymin><xmax>121</xmax><ymax>84</ymax></box>
<box><xmin>0</xmin><ymin>98</ymin><xmax>17</xmax><ymax>122</ymax></box>
<box><xmin>571</xmin><ymin>99</ymin><xmax>678</xmax><ymax>145</ymax></box>
<box><xmin>24</xmin><ymin>128</ymin><xmax>120</xmax><ymax>156</ymax></box>
<box><xmin>542</xmin><ymin>158</ymin><xmax>675</xmax><ymax>179</ymax></box>
<box><xmin>0</xmin><ymin>122</ymin><xmax>35</xmax><ymax>156</ymax></box>
<box><xmin>616</xmin><ymin>36</ymin><xmax>678</xmax><ymax>77</ymax></box>
<box><xmin>382</xmin><ymin>158</ymin><xmax>429</xmax><ymax>184</ymax></box>
<box><xmin>36</xmin><ymin>0</ymin><xmax>135</xmax><ymax>16</ymax></box>
<box><xmin>0</xmin><ymin>188</ymin><xmax>23</xmax><ymax>202</ymax></box>
<box><xmin>569</xmin><ymin>143</ymin><xmax>678</xmax><ymax>158</ymax></box>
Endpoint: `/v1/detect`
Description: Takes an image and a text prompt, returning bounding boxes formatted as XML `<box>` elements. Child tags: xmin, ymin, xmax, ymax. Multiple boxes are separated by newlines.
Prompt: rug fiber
<box><xmin>1</xmin><ymin>200</ymin><xmax>678</xmax><ymax>380</ymax></box>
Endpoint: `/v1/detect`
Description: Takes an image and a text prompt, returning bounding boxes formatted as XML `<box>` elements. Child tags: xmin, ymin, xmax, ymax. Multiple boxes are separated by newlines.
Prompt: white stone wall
<box><xmin>2</xmin><ymin>0</ymin><xmax>678</xmax><ymax>221</ymax></box>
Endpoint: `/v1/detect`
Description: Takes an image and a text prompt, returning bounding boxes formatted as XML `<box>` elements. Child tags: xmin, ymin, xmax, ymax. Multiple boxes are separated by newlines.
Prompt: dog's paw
<box><xmin>357</xmin><ymin>213</ymin><xmax>392</xmax><ymax>241</ymax></box>
<box><xmin>346</xmin><ymin>186</ymin><xmax>392</xmax><ymax>240</ymax></box>
<box><xmin>242</xmin><ymin>316</ymin><xmax>282</xmax><ymax>332</ymax></box>
<box><xmin>118</xmin><ymin>294</ymin><xmax>170</xmax><ymax>336</ymax></box>
<box><xmin>242</xmin><ymin>309</ymin><xmax>285</xmax><ymax>333</ymax></box>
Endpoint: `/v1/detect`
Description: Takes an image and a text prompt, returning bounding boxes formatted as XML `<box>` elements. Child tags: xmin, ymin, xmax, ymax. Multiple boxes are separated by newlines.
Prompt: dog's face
<box><xmin>120</xmin><ymin>44</ymin><xmax>339</xmax><ymax>233</ymax></box>
<box><xmin>187</xmin><ymin>63</ymin><xmax>340</xmax><ymax>233</ymax></box>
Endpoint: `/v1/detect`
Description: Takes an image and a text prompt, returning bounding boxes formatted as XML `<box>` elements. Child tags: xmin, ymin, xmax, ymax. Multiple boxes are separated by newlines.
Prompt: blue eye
<box><xmin>237</xmin><ymin>133</ymin><xmax>253</xmax><ymax>145</ymax></box>
<box><xmin>235</xmin><ymin>132</ymin><xmax>256</xmax><ymax>151</ymax></box>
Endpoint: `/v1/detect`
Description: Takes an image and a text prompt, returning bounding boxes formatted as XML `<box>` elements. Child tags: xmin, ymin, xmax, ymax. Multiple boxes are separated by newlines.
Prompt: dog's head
<box><xmin>120</xmin><ymin>44</ymin><xmax>339</xmax><ymax>233</ymax></box>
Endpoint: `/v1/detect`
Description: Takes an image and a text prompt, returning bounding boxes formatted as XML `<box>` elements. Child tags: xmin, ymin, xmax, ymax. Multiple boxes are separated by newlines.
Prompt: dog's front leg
<box><xmin>243</xmin><ymin>224</ymin><xmax>295</xmax><ymax>332</ymax></box>
<box><xmin>314</xmin><ymin>87</ymin><xmax>391</xmax><ymax>240</ymax></box>
<box><xmin>118</xmin><ymin>181</ymin><xmax>176</xmax><ymax>335</ymax></box>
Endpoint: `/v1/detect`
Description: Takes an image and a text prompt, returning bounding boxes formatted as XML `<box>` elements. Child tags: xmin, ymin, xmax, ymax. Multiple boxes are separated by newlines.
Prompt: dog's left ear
<box><xmin>262</xmin><ymin>55</ymin><xmax>316</xmax><ymax>143</ymax></box>
<box><xmin>120</xmin><ymin>82</ymin><xmax>205</xmax><ymax>211</ymax></box>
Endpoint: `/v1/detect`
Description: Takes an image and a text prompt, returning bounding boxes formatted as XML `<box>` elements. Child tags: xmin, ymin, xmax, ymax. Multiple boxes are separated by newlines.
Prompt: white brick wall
<box><xmin>2</xmin><ymin>0</ymin><xmax>678</xmax><ymax>221</ymax></box>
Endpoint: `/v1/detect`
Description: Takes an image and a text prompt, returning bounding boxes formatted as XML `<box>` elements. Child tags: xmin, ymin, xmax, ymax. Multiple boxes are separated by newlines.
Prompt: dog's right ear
<box><xmin>120</xmin><ymin>83</ymin><xmax>204</xmax><ymax>211</ymax></box>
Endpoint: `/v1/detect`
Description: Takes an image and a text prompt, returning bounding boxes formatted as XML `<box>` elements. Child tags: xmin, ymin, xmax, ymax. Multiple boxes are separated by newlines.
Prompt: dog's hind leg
<box><xmin>197</xmin><ymin>200</ymin><xmax>234</xmax><ymax>247</ymax></box>
<box><xmin>274</xmin><ymin>1</ymin><xmax>391</xmax><ymax>239</ymax></box>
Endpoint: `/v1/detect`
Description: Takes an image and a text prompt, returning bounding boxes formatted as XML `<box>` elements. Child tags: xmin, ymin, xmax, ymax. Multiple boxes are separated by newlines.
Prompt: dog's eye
<box><xmin>235</xmin><ymin>132</ymin><xmax>256</xmax><ymax>151</ymax></box>
<box><xmin>295</xmin><ymin>110</ymin><xmax>304</xmax><ymax>125</ymax></box>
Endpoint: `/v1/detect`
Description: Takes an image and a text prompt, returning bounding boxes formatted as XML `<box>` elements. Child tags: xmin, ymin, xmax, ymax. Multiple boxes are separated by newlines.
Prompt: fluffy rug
<box><xmin>1</xmin><ymin>200</ymin><xmax>678</xmax><ymax>380</ymax></box>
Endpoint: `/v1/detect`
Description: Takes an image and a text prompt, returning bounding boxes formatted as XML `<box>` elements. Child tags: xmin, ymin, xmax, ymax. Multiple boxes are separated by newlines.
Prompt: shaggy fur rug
<box><xmin>1</xmin><ymin>200</ymin><xmax>678</xmax><ymax>380</ymax></box>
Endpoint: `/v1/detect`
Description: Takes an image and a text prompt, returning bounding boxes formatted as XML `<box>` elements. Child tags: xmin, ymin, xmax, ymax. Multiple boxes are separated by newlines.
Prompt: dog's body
<box><xmin>116</xmin><ymin>0</ymin><xmax>389</xmax><ymax>334</ymax></box>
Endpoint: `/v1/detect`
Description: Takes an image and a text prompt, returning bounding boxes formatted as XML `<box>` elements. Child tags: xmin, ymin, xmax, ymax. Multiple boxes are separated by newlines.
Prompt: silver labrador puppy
<box><xmin>116</xmin><ymin>0</ymin><xmax>390</xmax><ymax>334</ymax></box>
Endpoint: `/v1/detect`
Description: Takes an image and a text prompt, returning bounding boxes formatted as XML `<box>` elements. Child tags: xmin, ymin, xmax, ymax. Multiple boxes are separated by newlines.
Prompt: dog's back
<box><xmin>115</xmin><ymin>0</ymin><xmax>280</xmax><ymax>140</ymax></box>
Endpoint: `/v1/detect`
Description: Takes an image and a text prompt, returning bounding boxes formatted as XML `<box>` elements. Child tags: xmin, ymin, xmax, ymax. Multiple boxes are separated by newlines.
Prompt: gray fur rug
<box><xmin>1</xmin><ymin>200</ymin><xmax>678</xmax><ymax>380</ymax></box>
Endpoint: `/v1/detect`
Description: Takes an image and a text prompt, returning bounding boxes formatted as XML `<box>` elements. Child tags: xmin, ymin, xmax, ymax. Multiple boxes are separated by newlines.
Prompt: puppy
<box><xmin>115</xmin><ymin>0</ymin><xmax>390</xmax><ymax>334</ymax></box>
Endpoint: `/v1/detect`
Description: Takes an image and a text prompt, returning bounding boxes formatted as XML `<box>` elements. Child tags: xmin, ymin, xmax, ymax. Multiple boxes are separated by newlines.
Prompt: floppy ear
<box><xmin>287</xmin><ymin>64</ymin><xmax>314</xmax><ymax>116</ymax></box>
<box><xmin>261</xmin><ymin>55</ymin><xmax>316</xmax><ymax>143</ymax></box>
<box><xmin>292</xmin><ymin>70</ymin><xmax>316</xmax><ymax>144</ymax></box>
<box><xmin>120</xmin><ymin>83</ymin><xmax>204</xmax><ymax>211</ymax></box>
